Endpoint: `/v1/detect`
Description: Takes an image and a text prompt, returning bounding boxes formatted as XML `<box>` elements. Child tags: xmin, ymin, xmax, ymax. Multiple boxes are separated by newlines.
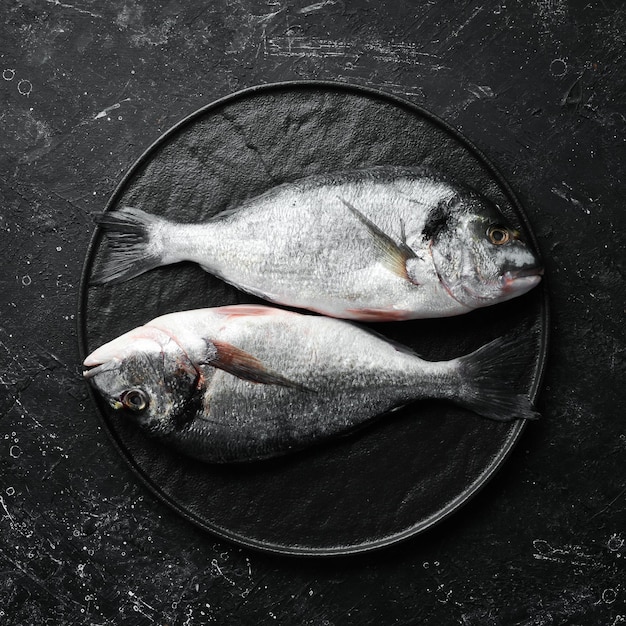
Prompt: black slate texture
<box><xmin>1</xmin><ymin>1</ymin><xmax>624</xmax><ymax>625</ymax></box>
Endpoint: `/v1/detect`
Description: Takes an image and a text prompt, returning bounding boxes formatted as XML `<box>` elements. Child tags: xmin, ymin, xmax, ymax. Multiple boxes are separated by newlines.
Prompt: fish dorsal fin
<box><xmin>338</xmin><ymin>197</ymin><xmax>418</xmax><ymax>284</ymax></box>
<box><xmin>201</xmin><ymin>340</ymin><xmax>313</xmax><ymax>392</ymax></box>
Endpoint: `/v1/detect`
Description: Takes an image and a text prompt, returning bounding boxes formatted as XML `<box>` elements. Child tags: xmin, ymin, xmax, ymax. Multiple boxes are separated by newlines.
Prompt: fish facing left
<box><xmin>83</xmin><ymin>305</ymin><xmax>539</xmax><ymax>464</ymax></box>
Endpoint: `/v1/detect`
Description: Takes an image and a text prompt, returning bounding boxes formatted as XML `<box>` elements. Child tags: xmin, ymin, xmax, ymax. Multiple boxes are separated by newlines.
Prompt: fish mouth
<box><xmin>451</xmin><ymin>265</ymin><xmax>543</xmax><ymax>306</ymax></box>
<box><xmin>499</xmin><ymin>266</ymin><xmax>543</xmax><ymax>293</ymax></box>
<box><xmin>508</xmin><ymin>265</ymin><xmax>544</xmax><ymax>280</ymax></box>
<box><xmin>82</xmin><ymin>359</ymin><xmax>120</xmax><ymax>379</ymax></box>
<box><xmin>499</xmin><ymin>265</ymin><xmax>543</xmax><ymax>291</ymax></box>
<box><xmin>82</xmin><ymin>360</ymin><xmax>125</xmax><ymax>409</ymax></box>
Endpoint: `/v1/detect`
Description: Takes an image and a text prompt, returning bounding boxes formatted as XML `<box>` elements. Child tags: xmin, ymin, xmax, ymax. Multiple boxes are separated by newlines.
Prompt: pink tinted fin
<box><xmin>215</xmin><ymin>305</ymin><xmax>277</xmax><ymax>318</ymax></box>
<box><xmin>206</xmin><ymin>340</ymin><xmax>313</xmax><ymax>392</ymax></box>
<box><xmin>344</xmin><ymin>308</ymin><xmax>413</xmax><ymax>322</ymax></box>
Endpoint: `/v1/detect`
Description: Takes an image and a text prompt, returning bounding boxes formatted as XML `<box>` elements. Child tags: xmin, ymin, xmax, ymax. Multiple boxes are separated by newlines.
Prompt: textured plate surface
<box><xmin>79</xmin><ymin>82</ymin><xmax>548</xmax><ymax>556</ymax></box>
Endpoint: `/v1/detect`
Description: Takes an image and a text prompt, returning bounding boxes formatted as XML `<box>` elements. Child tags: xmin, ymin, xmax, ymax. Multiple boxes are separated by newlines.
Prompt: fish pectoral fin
<box><xmin>202</xmin><ymin>340</ymin><xmax>314</xmax><ymax>392</ymax></box>
<box><xmin>338</xmin><ymin>196</ymin><xmax>418</xmax><ymax>284</ymax></box>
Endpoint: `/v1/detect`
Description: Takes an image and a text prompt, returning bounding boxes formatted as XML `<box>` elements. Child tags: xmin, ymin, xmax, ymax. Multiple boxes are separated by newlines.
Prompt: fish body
<box><xmin>84</xmin><ymin>305</ymin><xmax>538</xmax><ymax>463</ymax></box>
<box><xmin>94</xmin><ymin>167</ymin><xmax>542</xmax><ymax>321</ymax></box>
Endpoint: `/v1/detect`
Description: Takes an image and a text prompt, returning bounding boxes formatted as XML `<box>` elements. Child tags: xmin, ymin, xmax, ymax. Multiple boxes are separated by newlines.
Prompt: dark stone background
<box><xmin>0</xmin><ymin>1</ymin><xmax>624</xmax><ymax>624</ymax></box>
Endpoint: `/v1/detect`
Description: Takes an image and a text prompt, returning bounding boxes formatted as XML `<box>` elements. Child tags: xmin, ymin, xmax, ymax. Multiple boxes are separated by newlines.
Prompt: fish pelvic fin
<box><xmin>91</xmin><ymin>207</ymin><xmax>167</xmax><ymax>284</ymax></box>
<box><xmin>203</xmin><ymin>340</ymin><xmax>315</xmax><ymax>393</ymax></box>
<box><xmin>452</xmin><ymin>334</ymin><xmax>540</xmax><ymax>422</ymax></box>
<box><xmin>338</xmin><ymin>197</ymin><xmax>419</xmax><ymax>284</ymax></box>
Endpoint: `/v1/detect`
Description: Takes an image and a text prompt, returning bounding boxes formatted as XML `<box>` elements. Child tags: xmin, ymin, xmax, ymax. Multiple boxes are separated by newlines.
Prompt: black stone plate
<box><xmin>78</xmin><ymin>82</ymin><xmax>548</xmax><ymax>556</ymax></box>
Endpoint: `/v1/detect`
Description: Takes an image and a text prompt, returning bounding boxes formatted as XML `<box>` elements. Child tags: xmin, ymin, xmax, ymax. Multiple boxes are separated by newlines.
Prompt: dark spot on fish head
<box><xmin>421</xmin><ymin>199</ymin><xmax>454</xmax><ymax>242</ymax></box>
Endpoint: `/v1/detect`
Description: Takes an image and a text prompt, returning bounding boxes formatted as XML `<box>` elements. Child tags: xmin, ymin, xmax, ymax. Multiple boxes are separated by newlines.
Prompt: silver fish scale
<box><xmin>151</xmin><ymin>308</ymin><xmax>449</xmax><ymax>462</ymax></box>
<box><xmin>162</xmin><ymin>170</ymin><xmax>461</xmax><ymax>319</ymax></box>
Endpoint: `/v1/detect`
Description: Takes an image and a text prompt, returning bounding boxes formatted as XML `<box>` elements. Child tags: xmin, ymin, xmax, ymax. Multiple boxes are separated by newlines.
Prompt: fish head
<box><xmin>429</xmin><ymin>193</ymin><xmax>543</xmax><ymax>309</ymax></box>
<box><xmin>83</xmin><ymin>326</ymin><xmax>201</xmax><ymax>435</ymax></box>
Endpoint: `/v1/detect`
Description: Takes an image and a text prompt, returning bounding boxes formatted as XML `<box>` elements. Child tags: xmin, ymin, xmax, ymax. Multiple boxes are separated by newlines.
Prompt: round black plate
<box><xmin>78</xmin><ymin>82</ymin><xmax>548</xmax><ymax>556</ymax></box>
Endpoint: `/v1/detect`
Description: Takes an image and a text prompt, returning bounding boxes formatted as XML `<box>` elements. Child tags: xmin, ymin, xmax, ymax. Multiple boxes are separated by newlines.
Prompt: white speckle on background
<box><xmin>17</xmin><ymin>79</ymin><xmax>32</xmax><ymax>96</ymax></box>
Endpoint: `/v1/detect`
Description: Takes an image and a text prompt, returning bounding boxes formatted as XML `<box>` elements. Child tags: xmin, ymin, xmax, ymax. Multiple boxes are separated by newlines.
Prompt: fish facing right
<box><xmin>92</xmin><ymin>166</ymin><xmax>542</xmax><ymax>321</ymax></box>
<box><xmin>83</xmin><ymin>305</ymin><xmax>539</xmax><ymax>464</ymax></box>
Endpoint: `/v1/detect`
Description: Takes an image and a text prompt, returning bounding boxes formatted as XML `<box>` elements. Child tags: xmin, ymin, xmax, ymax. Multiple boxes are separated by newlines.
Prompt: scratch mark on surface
<box><xmin>0</xmin><ymin>495</ymin><xmax>15</xmax><ymax>527</ymax></box>
<box><xmin>44</xmin><ymin>0</ymin><xmax>103</xmax><ymax>18</ymax></box>
<box><xmin>211</xmin><ymin>559</ymin><xmax>236</xmax><ymax>586</ymax></box>
<box><xmin>511</xmin><ymin>586</ymin><xmax>597</xmax><ymax>626</ymax></box>
<box><xmin>532</xmin><ymin>539</ymin><xmax>604</xmax><ymax>568</ymax></box>
<box><xmin>15</xmin><ymin>396</ymin><xmax>45</xmax><ymax>430</ymax></box>
<box><xmin>94</xmin><ymin>98</ymin><xmax>131</xmax><ymax>120</ymax></box>
<box><xmin>41</xmin><ymin>456</ymin><xmax>66</xmax><ymax>482</ymax></box>
<box><xmin>447</xmin><ymin>5</ymin><xmax>484</xmax><ymax>39</ymax></box>
<box><xmin>263</xmin><ymin>35</ymin><xmax>447</xmax><ymax>69</ymax></box>
<box><xmin>467</xmin><ymin>84</ymin><xmax>494</xmax><ymax>99</ymax></box>
<box><xmin>128</xmin><ymin>590</ymin><xmax>156</xmax><ymax>622</ymax></box>
<box><xmin>298</xmin><ymin>0</ymin><xmax>337</xmax><ymax>14</ymax></box>
<box><xmin>0</xmin><ymin>547</ymin><xmax>84</xmax><ymax>610</ymax></box>
<box><xmin>253</xmin><ymin>9</ymin><xmax>283</xmax><ymax>24</ymax></box>
<box><xmin>128</xmin><ymin>590</ymin><xmax>156</xmax><ymax>611</ymax></box>
<box><xmin>551</xmin><ymin>183</ymin><xmax>592</xmax><ymax>214</ymax></box>
<box><xmin>363</xmin><ymin>41</ymin><xmax>446</xmax><ymax>68</ymax></box>
<box><xmin>590</xmin><ymin>486</ymin><xmax>626</xmax><ymax>520</ymax></box>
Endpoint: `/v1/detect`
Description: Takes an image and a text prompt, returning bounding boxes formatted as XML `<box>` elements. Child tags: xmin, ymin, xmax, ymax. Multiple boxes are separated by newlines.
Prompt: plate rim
<box><xmin>77</xmin><ymin>79</ymin><xmax>550</xmax><ymax>557</ymax></box>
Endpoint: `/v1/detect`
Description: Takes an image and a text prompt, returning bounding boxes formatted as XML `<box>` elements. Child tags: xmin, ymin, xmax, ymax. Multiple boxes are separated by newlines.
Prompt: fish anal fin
<box><xmin>338</xmin><ymin>197</ymin><xmax>418</xmax><ymax>284</ymax></box>
<box><xmin>206</xmin><ymin>340</ymin><xmax>313</xmax><ymax>392</ymax></box>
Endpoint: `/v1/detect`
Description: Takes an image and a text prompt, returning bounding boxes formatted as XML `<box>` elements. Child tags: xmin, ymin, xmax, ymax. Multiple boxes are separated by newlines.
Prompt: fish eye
<box><xmin>487</xmin><ymin>225</ymin><xmax>511</xmax><ymax>245</ymax></box>
<box><xmin>121</xmin><ymin>388</ymin><xmax>149</xmax><ymax>412</ymax></box>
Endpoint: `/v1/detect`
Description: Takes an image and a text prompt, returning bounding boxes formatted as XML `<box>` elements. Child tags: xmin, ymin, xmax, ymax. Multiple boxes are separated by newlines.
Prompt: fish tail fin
<box><xmin>452</xmin><ymin>335</ymin><xmax>540</xmax><ymax>422</ymax></box>
<box><xmin>91</xmin><ymin>207</ymin><xmax>168</xmax><ymax>284</ymax></box>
